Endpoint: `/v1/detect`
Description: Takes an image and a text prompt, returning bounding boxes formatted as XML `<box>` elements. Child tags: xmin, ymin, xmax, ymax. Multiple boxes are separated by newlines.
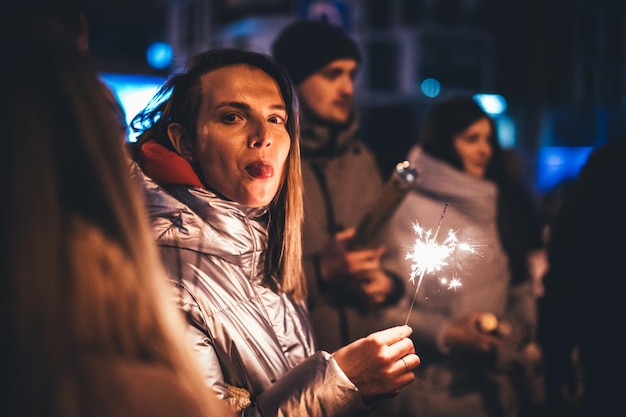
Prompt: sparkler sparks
<box><xmin>440</xmin><ymin>276</ymin><xmax>463</xmax><ymax>290</ymax></box>
<box><xmin>404</xmin><ymin>199</ymin><xmax>478</xmax><ymax>325</ymax></box>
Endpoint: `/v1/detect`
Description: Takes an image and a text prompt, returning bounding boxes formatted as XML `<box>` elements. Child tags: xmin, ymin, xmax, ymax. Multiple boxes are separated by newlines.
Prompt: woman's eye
<box><xmin>268</xmin><ymin>115</ymin><xmax>286</xmax><ymax>124</ymax></box>
<box><xmin>222</xmin><ymin>113</ymin><xmax>239</xmax><ymax>123</ymax></box>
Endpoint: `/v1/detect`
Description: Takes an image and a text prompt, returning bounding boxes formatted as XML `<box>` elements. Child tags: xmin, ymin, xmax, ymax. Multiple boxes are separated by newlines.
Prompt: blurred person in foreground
<box><xmin>7</xmin><ymin>0</ymin><xmax>128</xmax><ymax>141</ymax></box>
<box><xmin>378</xmin><ymin>96</ymin><xmax>544</xmax><ymax>417</ymax></box>
<box><xmin>0</xmin><ymin>34</ymin><xmax>232</xmax><ymax>417</ymax></box>
<box><xmin>272</xmin><ymin>20</ymin><xmax>405</xmax><ymax>353</ymax></box>
<box><xmin>537</xmin><ymin>138</ymin><xmax>626</xmax><ymax>417</ymax></box>
<box><xmin>128</xmin><ymin>47</ymin><xmax>420</xmax><ymax>416</ymax></box>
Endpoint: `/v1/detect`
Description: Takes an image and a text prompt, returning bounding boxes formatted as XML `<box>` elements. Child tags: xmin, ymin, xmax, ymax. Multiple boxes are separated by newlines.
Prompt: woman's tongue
<box><xmin>246</xmin><ymin>162</ymin><xmax>274</xmax><ymax>179</ymax></box>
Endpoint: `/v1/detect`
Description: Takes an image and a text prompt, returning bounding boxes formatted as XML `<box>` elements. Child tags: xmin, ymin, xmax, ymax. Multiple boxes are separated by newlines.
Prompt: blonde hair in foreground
<box><xmin>0</xmin><ymin>35</ymin><xmax>232</xmax><ymax>416</ymax></box>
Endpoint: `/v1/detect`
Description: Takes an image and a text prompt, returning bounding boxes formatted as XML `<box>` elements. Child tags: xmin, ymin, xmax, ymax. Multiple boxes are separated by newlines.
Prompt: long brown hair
<box><xmin>419</xmin><ymin>95</ymin><xmax>505</xmax><ymax>181</ymax></box>
<box><xmin>130</xmin><ymin>48</ymin><xmax>306</xmax><ymax>300</ymax></box>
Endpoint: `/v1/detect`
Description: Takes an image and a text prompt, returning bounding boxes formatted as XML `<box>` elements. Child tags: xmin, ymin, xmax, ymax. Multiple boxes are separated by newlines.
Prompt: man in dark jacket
<box><xmin>272</xmin><ymin>20</ymin><xmax>404</xmax><ymax>352</ymax></box>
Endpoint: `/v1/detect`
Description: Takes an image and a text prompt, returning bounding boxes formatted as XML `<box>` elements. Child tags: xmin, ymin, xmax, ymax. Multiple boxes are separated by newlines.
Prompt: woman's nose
<box><xmin>249</xmin><ymin>120</ymin><xmax>272</xmax><ymax>148</ymax></box>
<box><xmin>479</xmin><ymin>137</ymin><xmax>492</xmax><ymax>154</ymax></box>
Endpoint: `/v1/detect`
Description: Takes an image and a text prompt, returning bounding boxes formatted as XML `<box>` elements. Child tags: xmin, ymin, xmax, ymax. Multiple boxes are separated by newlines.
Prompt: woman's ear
<box><xmin>167</xmin><ymin>123</ymin><xmax>195</xmax><ymax>162</ymax></box>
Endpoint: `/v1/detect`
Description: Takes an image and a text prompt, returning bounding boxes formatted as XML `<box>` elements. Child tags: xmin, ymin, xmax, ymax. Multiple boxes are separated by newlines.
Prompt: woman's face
<box><xmin>179</xmin><ymin>64</ymin><xmax>291</xmax><ymax>207</ymax></box>
<box><xmin>452</xmin><ymin>117</ymin><xmax>493</xmax><ymax>179</ymax></box>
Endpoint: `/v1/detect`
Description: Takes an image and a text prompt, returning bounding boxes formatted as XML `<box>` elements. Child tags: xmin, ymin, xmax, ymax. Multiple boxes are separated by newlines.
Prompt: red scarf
<box><xmin>139</xmin><ymin>141</ymin><xmax>204</xmax><ymax>189</ymax></box>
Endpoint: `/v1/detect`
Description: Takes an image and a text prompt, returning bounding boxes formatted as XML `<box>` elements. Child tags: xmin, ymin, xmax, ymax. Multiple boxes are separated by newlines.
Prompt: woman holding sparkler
<box><xmin>378</xmin><ymin>96</ymin><xmax>543</xmax><ymax>417</ymax></box>
<box><xmin>128</xmin><ymin>48</ymin><xmax>420</xmax><ymax>416</ymax></box>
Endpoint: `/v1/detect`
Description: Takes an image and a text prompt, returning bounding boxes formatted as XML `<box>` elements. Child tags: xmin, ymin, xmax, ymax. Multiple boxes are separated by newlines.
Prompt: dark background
<box><xmin>81</xmin><ymin>0</ymin><xmax>626</xmax><ymax>191</ymax></box>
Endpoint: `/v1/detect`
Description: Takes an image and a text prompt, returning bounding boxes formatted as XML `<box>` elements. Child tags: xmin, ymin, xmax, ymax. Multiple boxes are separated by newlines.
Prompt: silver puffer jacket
<box><xmin>137</xmin><ymin>171</ymin><xmax>369</xmax><ymax>417</ymax></box>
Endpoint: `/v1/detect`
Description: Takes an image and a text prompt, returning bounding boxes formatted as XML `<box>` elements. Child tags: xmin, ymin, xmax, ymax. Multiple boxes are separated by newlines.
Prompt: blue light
<box><xmin>146</xmin><ymin>42</ymin><xmax>173</xmax><ymax>70</ymax></box>
<box><xmin>100</xmin><ymin>73</ymin><xmax>166</xmax><ymax>142</ymax></box>
<box><xmin>536</xmin><ymin>146</ymin><xmax>594</xmax><ymax>191</ymax></box>
<box><xmin>496</xmin><ymin>115</ymin><xmax>516</xmax><ymax>148</ymax></box>
<box><xmin>420</xmin><ymin>78</ymin><xmax>441</xmax><ymax>98</ymax></box>
<box><xmin>474</xmin><ymin>93</ymin><xmax>507</xmax><ymax>115</ymax></box>
<box><xmin>223</xmin><ymin>18</ymin><xmax>260</xmax><ymax>37</ymax></box>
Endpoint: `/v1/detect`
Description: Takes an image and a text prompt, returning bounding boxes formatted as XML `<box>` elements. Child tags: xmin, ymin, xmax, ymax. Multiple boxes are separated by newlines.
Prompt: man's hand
<box><xmin>318</xmin><ymin>227</ymin><xmax>394</xmax><ymax>305</ymax></box>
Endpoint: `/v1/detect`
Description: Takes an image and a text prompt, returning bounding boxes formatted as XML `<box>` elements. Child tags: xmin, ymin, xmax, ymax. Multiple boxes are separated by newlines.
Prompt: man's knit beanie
<box><xmin>271</xmin><ymin>20</ymin><xmax>361</xmax><ymax>85</ymax></box>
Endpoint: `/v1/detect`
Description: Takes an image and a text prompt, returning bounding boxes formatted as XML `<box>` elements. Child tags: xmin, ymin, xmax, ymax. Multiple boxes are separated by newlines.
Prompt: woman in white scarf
<box><xmin>377</xmin><ymin>96</ymin><xmax>543</xmax><ymax>417</ymax></box>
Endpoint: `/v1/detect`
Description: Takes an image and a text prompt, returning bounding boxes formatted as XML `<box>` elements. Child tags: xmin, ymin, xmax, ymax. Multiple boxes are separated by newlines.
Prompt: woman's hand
<box><xmin>443</xmin><ymin>311</ymin><xmax>503</xmax><ymax>353</ymax></box>
<box><xmin>332</xmin><ymin>325</ymin><xmax>420</xmax><ymax>402</ymax></box>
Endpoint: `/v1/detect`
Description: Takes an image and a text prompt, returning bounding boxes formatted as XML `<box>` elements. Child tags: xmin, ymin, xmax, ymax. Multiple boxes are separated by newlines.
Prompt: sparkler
<box><xmin>403</xmin><ymin>199</ymin><xmax>477</xmax><ymax>325</ymax></box>
<box><xmin>349</xmin><ymin>161</ymin><xmax>418</xmax><ymax>250</ymax></box>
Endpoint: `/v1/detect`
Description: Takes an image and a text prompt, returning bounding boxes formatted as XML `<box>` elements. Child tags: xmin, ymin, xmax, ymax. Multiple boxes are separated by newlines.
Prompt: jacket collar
<box><xmin>299</xmin><ymin>108</ymin><xmax>359</xmax><ymax>158</ymax></box>
<box><xmin>139</xmin><ymin>140</ymin><xmax>204</xmax><ymax>189</ymax></box>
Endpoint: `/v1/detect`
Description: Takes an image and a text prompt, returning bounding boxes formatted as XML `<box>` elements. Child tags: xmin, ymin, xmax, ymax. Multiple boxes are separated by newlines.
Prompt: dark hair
<box><xmin>272</xmin><ymin>19</ymin><xmax>361</xmax><ymax>85</ymax></box>
<box><xmin>129</xmin><ymin>48</ymin><xmax>306</xmax><ymax>300</ymax></box>
<box><xmin>419</xmin><ymin>95</ymin><xmax>505</xmax><ymax>181</ymax></box>
<box><xmin>2</xmin><ymin>1</ymin><xmax>88</xmax><ymax>51</ymax></box>
<box><xmin>420</xmin><ymin>96</ymin><xmax>543</xmax><ymax>286</ymax></box>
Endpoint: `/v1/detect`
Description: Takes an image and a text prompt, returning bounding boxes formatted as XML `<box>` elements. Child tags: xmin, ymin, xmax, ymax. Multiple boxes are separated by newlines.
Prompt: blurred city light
<box><xmin>100</xmin><ymin>73</ymin><xmax>166</xmax><ymax>142</ymax></box>
<box><xmin>496</xmin><ymin>115</ymin><xmax>516</xmax><ymax>148</ymax></box>
<box><xmin>420</xmin><ymin>78</ymin><xmax>441</xmax><ymax>98</ymax></box>
<box><xmin>536</xmin><ymin>146</ymin><xmax>594</xmax><ymax>191</ymax></box>
<box><xmin>474</xmin><ymin>93</ymin><xmax>507</xmax><ymax>115</ymax></box>
<box><xmin>146</xmin><ymin>42</ymin><xmax>173</xmax><ymax>70</ymax></box>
